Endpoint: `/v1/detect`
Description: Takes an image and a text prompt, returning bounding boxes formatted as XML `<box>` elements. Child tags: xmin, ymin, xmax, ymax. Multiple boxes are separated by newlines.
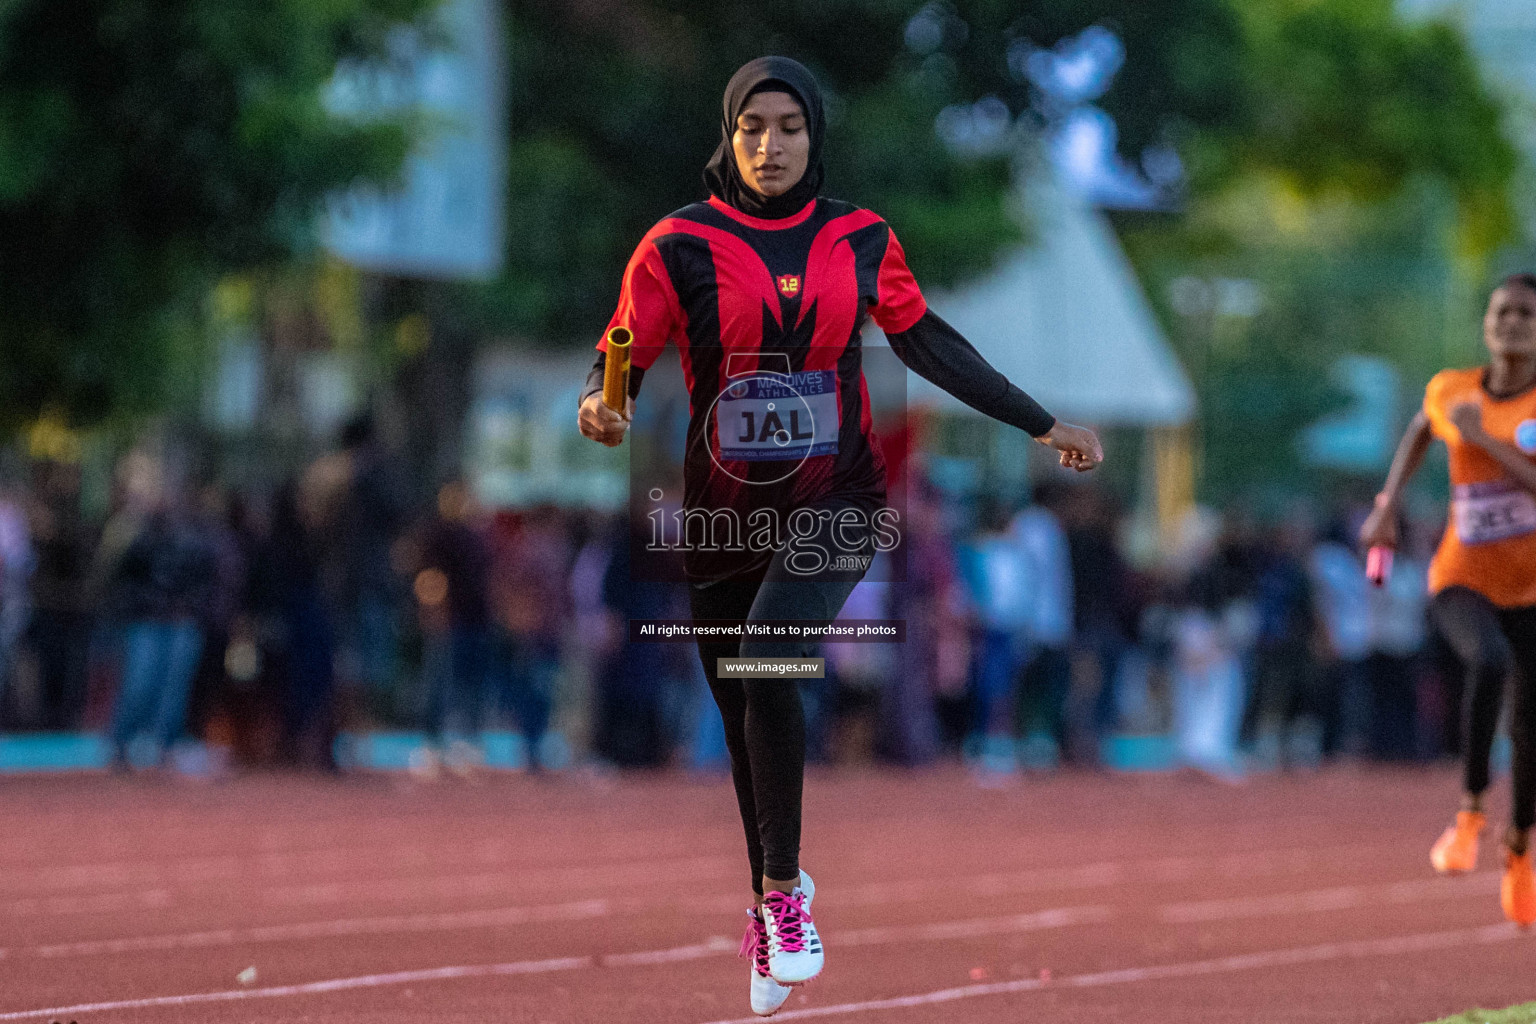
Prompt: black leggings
<box><xmin>1429</xmin><ymin>586</ymin><xmax>1536</xmax><ymax>830</ymax></box>
<box><xmin>689</xmin><ymin>500</ymin><xmax>873</xmax><ymax>893</ymax></box>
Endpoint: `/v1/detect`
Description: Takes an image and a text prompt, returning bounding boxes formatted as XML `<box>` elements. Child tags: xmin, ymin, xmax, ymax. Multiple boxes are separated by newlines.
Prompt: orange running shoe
<box><xmin>1501</xmin><ymin>848</ymin><xmax>1536</xmax><ymax>928</ymax></box>
<box><xmin>1430</xmin><ymin>810</ymin><xmax>1486</xmax><ymax>874</ymax></box>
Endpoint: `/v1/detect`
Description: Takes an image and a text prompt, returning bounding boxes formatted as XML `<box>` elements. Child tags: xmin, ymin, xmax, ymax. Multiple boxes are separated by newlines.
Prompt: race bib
<box><xmin>715</xmin><ymin>370</ymin><xmax>840</xmax><ymax>462</ymax></box>
<box><xmin>1452</xmin><ymin>480</ymin><xmax>1536</xmax><ymax>545</ymax></box>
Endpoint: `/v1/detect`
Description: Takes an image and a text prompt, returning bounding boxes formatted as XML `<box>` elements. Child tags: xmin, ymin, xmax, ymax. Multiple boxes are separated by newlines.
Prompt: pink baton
<box><xmin>1366</xmin><ymin>545</ymin><xmax>1393</xmax><ymax>588</ymax></box>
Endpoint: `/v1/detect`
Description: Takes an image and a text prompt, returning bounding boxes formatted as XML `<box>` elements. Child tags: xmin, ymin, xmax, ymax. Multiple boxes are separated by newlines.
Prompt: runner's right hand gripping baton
<box><xmin>1366</xmin><ymin>545</ymin><xmax>1393</xmax><ymax>588</ymax></box>
<box><xmin>602</xmin><ymin>326</ymin><xmax>633</xmax><ymax>414</ymax></box>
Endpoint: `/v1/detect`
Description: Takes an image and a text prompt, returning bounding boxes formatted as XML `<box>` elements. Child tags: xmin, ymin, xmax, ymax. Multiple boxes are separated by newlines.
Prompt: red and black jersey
<box><xmin>583</xmin><ymin>194</ymin><xmax>1055</xmax><ymax>583</ymax></box>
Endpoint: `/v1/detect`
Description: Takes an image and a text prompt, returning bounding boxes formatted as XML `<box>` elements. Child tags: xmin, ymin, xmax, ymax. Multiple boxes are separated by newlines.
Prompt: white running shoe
<box><xmin>740</xmin><ymin>871</ymin><xmax>813</xmax><ymax>1015</ymax></box>
<box><xmin>741</xmin><ymin>907</ymin><xmax>792</xmax><ymax>1016</ymax></box>
<box><xmin>761</xmin><ymin>871</ymin><xmax>823</xmax><ymax>985</ymax></box>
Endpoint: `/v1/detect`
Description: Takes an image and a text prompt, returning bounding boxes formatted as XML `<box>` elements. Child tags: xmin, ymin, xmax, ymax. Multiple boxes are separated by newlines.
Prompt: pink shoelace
<box><xmin>761</xmin><ymin>890</ymin><xmax>810</xmax><ymax>953</ymax></box>
<box><xmin>738</xmin><ymin>908</ymin><xmax>771</xmax><ymax>975</ymax></box>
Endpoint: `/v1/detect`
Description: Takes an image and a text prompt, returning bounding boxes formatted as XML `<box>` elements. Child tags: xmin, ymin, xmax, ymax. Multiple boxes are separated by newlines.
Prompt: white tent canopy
<box><xmin>878</xmin><ymin>182</ymin><xmax>1195</xmax><ymax>427</ymax></box>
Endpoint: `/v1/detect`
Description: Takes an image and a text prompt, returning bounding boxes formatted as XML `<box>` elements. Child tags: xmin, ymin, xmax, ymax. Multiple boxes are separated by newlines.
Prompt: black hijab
<box><xmin>702</xmin><ymin>56</ymin><xmax>826</xmax><ymax>220</ymax></box>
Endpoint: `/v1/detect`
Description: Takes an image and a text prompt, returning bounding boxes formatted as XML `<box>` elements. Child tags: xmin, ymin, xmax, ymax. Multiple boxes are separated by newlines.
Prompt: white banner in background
<box><xmin>322</xmin><ymin>0</ymin><xmax>506</xmax><ymax>281</ymax></box>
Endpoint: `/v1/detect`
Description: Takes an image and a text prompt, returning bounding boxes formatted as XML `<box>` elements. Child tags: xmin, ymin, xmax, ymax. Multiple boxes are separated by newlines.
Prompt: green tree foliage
<box><xmin>0</xmin><ymin>0</ymin><xmax>438</xmax><ymax>431</ymax></box>
<box><xmin>497</xmin><ymin>0</ymin><xmax>1513</xmax><ymax>359</ymax></box>
<box><xmin>1423</xmin><ymin>1001</ymin><xmax>1536</xmax><ymax>1024</ymax></box>
<box><xmin>1230</xmin><ymin>0</ymin><xmax>1515</xmax><ymax>256</ymax></box>
<box><xmin>965</xmin><ymin>0</ymin><xmax>1248</xmax><ymax>183</ymax></box>
<box><xmin>1124</xmin><ymin>182</ymin><xmax>1467</xmax><ymax>506</ymax></box>
<box><xmin>493</xmin><ymin>0</ymin><xmax>1252</xmax><ymax>344</ymax></box>
<box><xmin>494</xmin><ymin>0</ymin><xmax>1021</xmax><ymax>344</ymax></box>
<box><xmin>1116</xmin><ymin>0</ymin><xmax>1518</xmax><ymax>505</ymax></box>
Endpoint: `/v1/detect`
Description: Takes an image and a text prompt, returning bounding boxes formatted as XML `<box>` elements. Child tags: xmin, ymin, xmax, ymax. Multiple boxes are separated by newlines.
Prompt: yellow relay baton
<box><xmin>602</xmin><ymin>326</ymin><xmax>633</xmax><ymax>416</ymax></box>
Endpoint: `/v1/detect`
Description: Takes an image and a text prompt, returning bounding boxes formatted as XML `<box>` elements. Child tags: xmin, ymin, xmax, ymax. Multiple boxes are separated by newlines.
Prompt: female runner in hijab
<box><xmin>578</xmin><ymin>56</ymin><xmax>1103</xmax><ymax>1015</ymax></box>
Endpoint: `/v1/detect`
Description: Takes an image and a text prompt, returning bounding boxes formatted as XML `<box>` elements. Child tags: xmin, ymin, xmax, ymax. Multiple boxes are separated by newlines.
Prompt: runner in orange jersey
<box><xmin>1361</xmin><ymin>273</ymin><xmax>1536</xmax><ymax>927</ymax></box>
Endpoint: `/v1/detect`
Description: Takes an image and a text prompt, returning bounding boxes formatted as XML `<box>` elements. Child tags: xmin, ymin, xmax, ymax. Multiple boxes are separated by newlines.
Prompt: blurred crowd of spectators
<box><xmin>0</xmin><ymin>430</ymin><xmax>1474</xmax><ymax>783</ymax></box>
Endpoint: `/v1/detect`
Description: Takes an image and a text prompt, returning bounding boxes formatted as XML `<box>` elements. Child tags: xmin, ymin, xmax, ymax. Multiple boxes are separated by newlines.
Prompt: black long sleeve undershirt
<box><xmin>885</xmin><ymin>308</ymin><xmax>1055</xmax><ymax>437</ymax></box>
<box><xmin>579</xmin><ymin>353</ymin><xmax>646</xmax><ymax>409</ymax></box>
<box><xmin>578</xmin><ymin>309</ymin><xmax>1055</xmax><ymax>439</ymax></box>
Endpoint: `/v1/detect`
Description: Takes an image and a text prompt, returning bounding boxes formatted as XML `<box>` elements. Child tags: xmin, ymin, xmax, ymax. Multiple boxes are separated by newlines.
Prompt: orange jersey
<box><xmin>1422</xmin><ymin>367</ymin><xmax>1536</xmax><ymax>607</ymax></box>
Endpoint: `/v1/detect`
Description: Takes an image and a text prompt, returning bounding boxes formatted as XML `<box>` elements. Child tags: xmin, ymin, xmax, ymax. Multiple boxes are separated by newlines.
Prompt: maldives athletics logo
<box><xmin>777</xmin><ymin>274</ymin><xmax>801</xmax><ymax>299</ymax></box>
<box><xmin>1516</xmin><ymin>419</ymin><xmax>1536</xmax><ymax>455</ymax></box>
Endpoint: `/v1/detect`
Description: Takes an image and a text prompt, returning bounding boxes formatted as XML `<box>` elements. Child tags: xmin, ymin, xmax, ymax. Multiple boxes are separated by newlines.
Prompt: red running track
<box><xmin>0</xmin><ymin>765</ymin><xmax>1530</xmax><ymax>1023</ymax></box>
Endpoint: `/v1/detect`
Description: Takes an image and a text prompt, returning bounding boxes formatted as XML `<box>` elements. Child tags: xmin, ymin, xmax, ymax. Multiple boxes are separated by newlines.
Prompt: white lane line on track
<box><xmin>603</xmin><ymin>936</ymin><xmax>742</xmax><ymax>966</ymax></box>
<box><xmin>0</xmin><ymin>837</ymin><xmax>1394</xmax><ymax>922</ymax></box>
<box><xmin>0</xmin><ymin>919</ymin><xmax>1523</xmax><ymax>1022</ymax></box>
<box><xmin>0</xmin><ymin>855</ymin><xmax>737</xmax><ymax>919</ymax></box>
<box><xmin>0</xmin><ymin>956</ymin><xmax>594</xmax><ymax>1021</ymax></box>
<box><xmin>0</xmin><ymin>848</ymin><xmax>1450</xmax><ymax>956</ymax></box>
<box><xmin>0</xmin><ymin>844</ymin><xmax>503</xmax><ymax>894</ymax></box>
<box><xmin>0</xmin><ymin>867</ymin><xmax>1493</xmax><ymax>964</ymax></box>
<box><xmin>2</xmin><ymin>902</ymin><xmax>1109</xmax><ymax>965</ymax></box>
<box><xmin>0</xmin><ymin>907</ymin><xmax>1108</xmax><ymax>1020</ymax></box>
<box><xmin>837</xmin><ymin>906</ymin><xmax>1113</xmax><ymax>945</ymax></box>
<box><xmin>0</xmin><ymin>831</ymin><xmax>1394</xmax><ymax>901</ymax></box>
<box><xmin>25</xmin><ymin>899</ymin><xmax>612</xmax><ymax>958</ymax></box>
<box><xmin>0</xmin><ymin>889</ymin><xmax>172</xmax><ymax>918</ymax></box>
<box><xmin>0</xmin><ymin>819</ymin><xmax>750</xmax><ymax>888</ymax></box>
<box><xmin>820</xmin><ymin>842</ymin><xmax>1386</xmax><ymax>911</ymax></box>
<box><xmin>0</xmin><ymin>896</ymin><xmax>1073</xmax><ymax>961</ymax></box>
<box><xmin>261</xmin><ymin>856</ymin><xmax>738</xmax><ymax>908</ymax></box>
<box><xmin>244</xmin><ymin>842</ymin><xmax>1390</xmax><ymax>915</ymax></box>
<box><xmin>933</xmin><ymin>843</ymin><xmax>1386</xmax><ymax>900</ymax></box>
<box><xmin>0</xmin><ymin>810</ymin><xmax>1338</xmax><ymax>883</ymax></box>
<box><xmin>599</xmin><ymin>907</ymin><xmax>1115</xmax><ymax>968</ymax></box>
<box><xmin>1161</xmin><ymin>871</ymin><xmax>1500</xmax><ymax>923</ymax></box>
<box><xmin>0</xmin><ymin>846</ymin><xmax>741</xmax><ymax>898</ymax></box>
<box><xmin>694</xmin><ymin>921</ymin><xmax>1529</xmax><ymax>1024</ymax></box>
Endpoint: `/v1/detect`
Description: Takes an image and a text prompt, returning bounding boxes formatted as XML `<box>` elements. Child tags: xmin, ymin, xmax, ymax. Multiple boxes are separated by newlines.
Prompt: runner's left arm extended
<box><xmin>869</xmin><ymin>224</ymin><xmax>1100</xmax><ymax>469</ymax></box>
<box><xmin>884</xmin><ymin>309</ymin><xmax>1056</xmax><ymax>438</ymax></box>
